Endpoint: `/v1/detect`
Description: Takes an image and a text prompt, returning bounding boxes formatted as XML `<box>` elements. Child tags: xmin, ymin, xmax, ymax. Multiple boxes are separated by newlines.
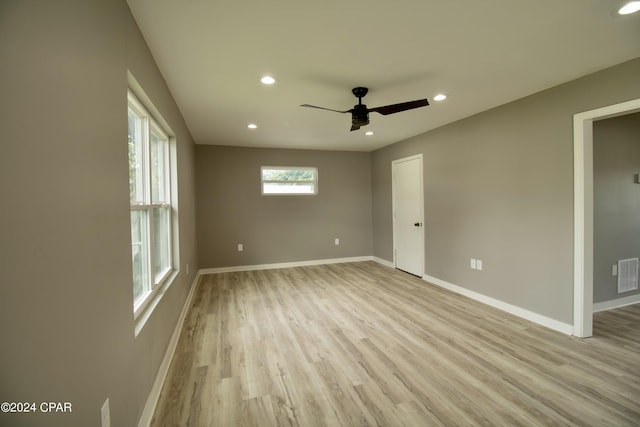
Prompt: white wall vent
<box><xmin>617</xmin><ymin>258</ymin><xmax>638</xmax><ymax>293</ymax></box>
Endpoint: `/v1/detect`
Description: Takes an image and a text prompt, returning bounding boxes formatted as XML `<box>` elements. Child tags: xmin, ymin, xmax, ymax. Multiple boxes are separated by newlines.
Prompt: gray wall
<box><xmin>372</xmin><ymin>58</ymin><xmax>640</xmax><ymax>325</ymax></box>
<box><xmin>594</xmin><ymin>112</ymin><xmax>640</xmax><ymax>303</ymax></box>
<box><xmin>0</xmin><ymin>1</ymin><xmax>637</xmax><ymax>424</ymax></box>
<box><xmin>0</xmin><ymin>1</ymin><xmax>198</xmax><ymax>426</ymax></box>
<box><xmin>196</xmin><ymin>146</ymin><xmax>372</xmax><ymax>268</ymax></box>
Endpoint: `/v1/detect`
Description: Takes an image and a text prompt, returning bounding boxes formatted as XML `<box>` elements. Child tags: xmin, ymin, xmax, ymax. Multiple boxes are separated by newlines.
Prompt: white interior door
<box><xmin>393</xmin><ymin>155</ymin><xmax>424</xmax><ymax>277</ymax></box>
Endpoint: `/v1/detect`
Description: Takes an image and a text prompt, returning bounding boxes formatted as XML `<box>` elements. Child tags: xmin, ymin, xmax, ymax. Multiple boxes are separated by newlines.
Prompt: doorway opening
<box><xmin>573</xmin><ymin>98</ymin><xmax>640</xmax><ymax>337</ymax></box>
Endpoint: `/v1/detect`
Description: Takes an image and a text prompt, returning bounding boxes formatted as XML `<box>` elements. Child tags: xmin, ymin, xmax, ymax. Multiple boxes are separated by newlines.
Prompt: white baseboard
<box><xmin>423</xmin><ymin>274</ymin><xmax>574</xmax><ymax>335</ymax></box>
<box><xmin>137</xmin><ymin>270</ymin><xmax>201</xmax><ymax>427</ymax></box>
<box><xmin>199</xmin><ymin>255</ymin><xmax>375</xmax><ymax>274</ymax></box>
<box><xmin>593</xmin><ymin>293</ymin><xmax>640</xmax><ymax>313</ymax></box>
<box><xmin>372</xmin><ymin>256</ymin><xmax>394</xmax><ymax>268</ymax></box>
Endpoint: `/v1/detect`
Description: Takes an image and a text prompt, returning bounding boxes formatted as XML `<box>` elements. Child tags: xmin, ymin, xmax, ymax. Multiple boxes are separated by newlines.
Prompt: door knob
<box><xmin>414</xmin><ymin>222</ymin><xmax>422</xmax><ymax>227</ymax></box>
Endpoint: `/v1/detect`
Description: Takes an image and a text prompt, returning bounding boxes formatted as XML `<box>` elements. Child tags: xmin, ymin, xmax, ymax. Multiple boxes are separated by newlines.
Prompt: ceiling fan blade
<box><xmin>350</xmin><ymin>124</ymin><xmax>360</xmax><ymax>131</ymax></box>
<box><xmin>369</xmin><ymin>99</ymin><xmax>429</xmax><ymax>115</ymax></box>
<box><xmin>300</xmin><ymin>104</ymin><xmax>352</xmax><ymax>114</ymax></box>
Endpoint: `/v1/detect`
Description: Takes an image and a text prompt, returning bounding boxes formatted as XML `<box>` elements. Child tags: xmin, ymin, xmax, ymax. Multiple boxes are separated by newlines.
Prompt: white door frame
<box><xmin>392</xmin><ymin>154</ymin><xmax>424</xmax><ymax>276</ymax></box>
<box><xmin>573</xmin><ymin>98</ymin><xmax>640</xmax><ymax>338</ymax></box>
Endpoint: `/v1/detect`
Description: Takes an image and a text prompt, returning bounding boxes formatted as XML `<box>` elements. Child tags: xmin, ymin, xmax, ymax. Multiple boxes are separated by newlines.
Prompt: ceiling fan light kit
<box><xmin>301</xmin><ymin>87</ymin><xmax>430</xmax><ymax>131</ymax></box>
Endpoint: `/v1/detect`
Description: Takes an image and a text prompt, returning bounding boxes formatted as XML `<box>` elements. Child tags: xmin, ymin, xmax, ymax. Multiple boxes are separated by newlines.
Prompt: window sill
<box><xmin>134</xmin><ymin>270</ymin><xmax>178</xmax><ymax>337</ymax></box>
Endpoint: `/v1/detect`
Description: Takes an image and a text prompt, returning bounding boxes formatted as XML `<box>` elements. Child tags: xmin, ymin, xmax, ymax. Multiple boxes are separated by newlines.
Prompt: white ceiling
<box><xmin>126</xmin><ymin>0</ymin><xmax>640</xmax><ymax>152</ymax></box>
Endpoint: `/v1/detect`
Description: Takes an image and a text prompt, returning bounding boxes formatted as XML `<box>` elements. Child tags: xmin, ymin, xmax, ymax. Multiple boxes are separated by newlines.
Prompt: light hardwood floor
<box><xmin>151</xmin><ymin>262</ymin><xmax>640</xmax><ymax>426</ymax></box>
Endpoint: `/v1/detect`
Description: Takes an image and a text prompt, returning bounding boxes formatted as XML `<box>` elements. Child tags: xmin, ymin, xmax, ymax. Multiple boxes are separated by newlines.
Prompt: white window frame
<box><xmin>128</xmin><ymin>90</ymin><xmax>175</xmax><ymax>318</ymax></box>
<box><xmin>261</xmin><ymin>166</ymin><xmax>318</xmax><ymax>195</ymax></box>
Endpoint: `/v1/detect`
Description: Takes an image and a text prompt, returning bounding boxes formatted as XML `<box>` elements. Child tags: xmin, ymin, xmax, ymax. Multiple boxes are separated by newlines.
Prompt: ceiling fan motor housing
<box><xmin>352</xmin><ymin>104</ymin><xmax>369</xmax><ymax>126</ymax></box>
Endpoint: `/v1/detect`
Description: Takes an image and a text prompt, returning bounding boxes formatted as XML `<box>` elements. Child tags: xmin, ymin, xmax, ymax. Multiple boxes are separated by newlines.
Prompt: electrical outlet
<box><xmin>476</xmin><ymin>260</ymin><xmax>483</xmax><ymax>271</ymax></box>
<box><xmin>334</xmin><ymin>238</ymin><xmax>340</xmax><ymax>245</ymax></box>
<box><xmin>470</xmin><ymin>259</ymin><xmax>476</xmax><ymax>269</ymax></box>
<box><xmin>237</xmin><ymin>244</ymin><xmax>243</xmax><ymax>252</ymax></box>
<box><xmin>101</xmin><ymin>398</ymin><xmax>110</xmax><ymax>427</ymax></box>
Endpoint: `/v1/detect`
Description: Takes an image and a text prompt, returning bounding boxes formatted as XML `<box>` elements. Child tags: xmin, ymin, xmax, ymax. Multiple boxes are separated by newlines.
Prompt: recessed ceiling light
<box><xmin>247</xmin><ymin>123</ymin><xmax>257</xmax><ymax>129</ymax></box>
<box><xmin>365</xmin><ymin>131</ymin><xmax>374</xmax><ymax>136</ymax></box>
<box><xmin>613</xmin><ymin>1</ymin><xmax>640</xmax><ymax>15</ymax></box>
<box><xmin>618</xmin><ymin>1</ymin><xmax>640</xmax><ymax>14</ymax></box>
<box><xmin>260</xmin><ymin>75</ymin><xmax>276</xmax><ymax>85</ymax></box>
<box><xmin>433</xmin><ymin>94</ymin><xmax>447</xmax><ymax>101</ymax></box>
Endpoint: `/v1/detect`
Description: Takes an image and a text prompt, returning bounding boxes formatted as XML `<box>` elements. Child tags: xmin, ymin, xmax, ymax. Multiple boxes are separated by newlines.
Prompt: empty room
<box><xmin>1</xmin><ymin>1</ymin><xmax>640</xmax><ymax>426</ymax></box>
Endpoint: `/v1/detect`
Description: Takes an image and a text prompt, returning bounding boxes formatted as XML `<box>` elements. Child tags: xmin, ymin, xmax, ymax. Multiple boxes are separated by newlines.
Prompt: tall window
<box><xmin>128</xmin><ymin>91</ymin><xmax>173</xmax><ymax>313</ymax></box>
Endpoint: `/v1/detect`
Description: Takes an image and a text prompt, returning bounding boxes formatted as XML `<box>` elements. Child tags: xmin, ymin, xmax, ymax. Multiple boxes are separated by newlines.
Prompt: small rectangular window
<box><xmin>261</xmin><ymin>166</ymin><xmax>318</xmax><ymax>195</ymax></box>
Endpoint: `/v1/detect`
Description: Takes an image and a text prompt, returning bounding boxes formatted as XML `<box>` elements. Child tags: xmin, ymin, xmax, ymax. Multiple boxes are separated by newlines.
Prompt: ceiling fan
<box><xmin>301</xmin><ymin>87</ymin><xmax>429</xmax><ymax>131</ymax></box>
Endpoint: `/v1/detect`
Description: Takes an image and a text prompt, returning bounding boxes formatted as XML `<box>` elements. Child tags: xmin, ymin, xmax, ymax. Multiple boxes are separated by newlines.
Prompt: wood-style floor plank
<box><xmin>150</xmin><ymin>262</ymin><xmax>640</xmax><ymax>426</ymax></box>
